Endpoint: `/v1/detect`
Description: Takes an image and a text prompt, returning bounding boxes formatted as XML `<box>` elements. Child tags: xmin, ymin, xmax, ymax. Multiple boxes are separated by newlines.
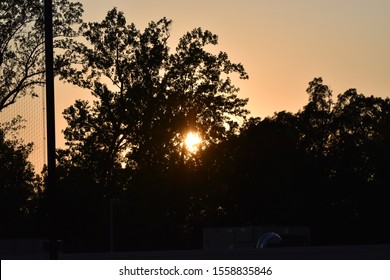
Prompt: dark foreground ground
<box><xmin>2</xmin><ymin>244</ymin><xmax>390</xmax><ymax>260</ymax></box>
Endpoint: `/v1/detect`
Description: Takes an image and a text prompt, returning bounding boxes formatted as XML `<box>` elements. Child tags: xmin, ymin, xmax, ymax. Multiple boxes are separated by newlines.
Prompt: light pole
<box><xmin>44</xmin><ymin>0</ymin><xmax>57</xmax><ymax>260</ymax></box>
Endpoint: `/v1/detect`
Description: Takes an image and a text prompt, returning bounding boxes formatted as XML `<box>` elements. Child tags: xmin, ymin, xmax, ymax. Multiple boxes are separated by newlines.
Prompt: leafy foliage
<box><xmin>194</xmin><ymin>78</ymin><xmax>390</xmax><ymax>245</ymax></box>
<box><xmin>54</xmin><ymin>7</ymin><xmax>390</xmax><ymax>249</ymax></box>
<box><xmin>54</xmin><ymin>8</ymin><xmax>250</xmax><ymax>251</ymax></box>
<box><xmin>0</xmin><ymin>0</ymin><xmax>83</xmax><ymax>111</ymax></box>
<box><xmin>57</xmin><ymin>8</ymin><xmax>249</xmax><ymax>190</ymax></box>
<box><xmin>0</xmin><ymin>117</ymin><xmax>39</xmax><ymax>238</ymax></box>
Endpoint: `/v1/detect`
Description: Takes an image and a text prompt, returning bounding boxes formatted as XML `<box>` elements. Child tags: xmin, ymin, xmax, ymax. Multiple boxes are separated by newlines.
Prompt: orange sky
<box><xmin>2</xmin><ymin>0</ymin><xmax>390</xmax><ymax>171</ymax></box>
<box><xmin>57</xmin><ymin>0</ymin><xmax>390</xmax><ymax>133</ymax></box>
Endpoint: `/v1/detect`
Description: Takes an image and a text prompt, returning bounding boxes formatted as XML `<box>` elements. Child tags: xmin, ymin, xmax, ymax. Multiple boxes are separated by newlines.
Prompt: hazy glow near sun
<box><xmin>184</xmin><ymin>132</ymin><xmax>202</xmax><ymax>153</ymax></box>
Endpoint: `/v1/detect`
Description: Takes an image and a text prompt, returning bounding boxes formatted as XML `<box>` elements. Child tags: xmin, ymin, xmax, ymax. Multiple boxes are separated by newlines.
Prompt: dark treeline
<box><xmin>2</xmin><ymin>77</ymin><xmax>389</xmax><ymax>252</ymax></box>
<box><xmin>198</xmin><ymin>79</ymin><xmax>390</xmax><ymax>247</ymax></box>
<box><xmin>1</xmin><ymin>3</ymin><xmax>390</xmax><ymax>253</ymax></box>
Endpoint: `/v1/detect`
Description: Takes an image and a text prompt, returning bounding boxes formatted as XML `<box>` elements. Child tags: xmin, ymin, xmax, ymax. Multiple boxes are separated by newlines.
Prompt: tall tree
<box><xmin>330</xmin><ymin>89</ymin><xmax>390</xmax><ymax>234</ymax></box>
<box><xmin>0</xmin><ymin>0</ymin><xmax>83</xmax><ymax>111</ymax></box>
<box><xmin>58</xmin><ymin>8</ymin><xmax>249</xmax><ymax>192</ymax></box>
<box><xmin>56</xmin><ymin>8</ymin><xmax>249</xmax><ymax>251</ymax></box>
<box><xmin>298</xmin><ymin>77</ymin><xmax>333</xmax><ymax>156</ymax></box>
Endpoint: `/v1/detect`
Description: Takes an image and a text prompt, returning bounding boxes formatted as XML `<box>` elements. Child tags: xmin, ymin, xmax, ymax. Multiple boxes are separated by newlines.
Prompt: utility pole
<box><xmin>44</xmin><ymin>0</ymin><xmax>57</xmax><ymax>260</ymax></box>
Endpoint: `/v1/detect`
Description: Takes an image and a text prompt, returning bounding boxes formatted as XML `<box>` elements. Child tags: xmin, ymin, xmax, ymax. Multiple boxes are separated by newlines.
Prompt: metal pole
<box><xmin>44</xmin><ymin>0</ymin><xmax>57</xmax><ymax>260</ymax></box>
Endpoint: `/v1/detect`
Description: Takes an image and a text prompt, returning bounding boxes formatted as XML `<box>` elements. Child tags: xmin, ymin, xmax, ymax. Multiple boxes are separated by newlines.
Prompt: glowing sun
<box><xmin>184</xmin><ymin>132</ymin><xmax>202</xmax><ymax>153</ymax></box>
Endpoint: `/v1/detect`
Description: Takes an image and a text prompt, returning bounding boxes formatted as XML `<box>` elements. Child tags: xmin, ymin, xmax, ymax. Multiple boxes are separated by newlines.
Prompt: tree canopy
<box><xmin>54</xmin><ymin>9</ymin><xmax>390</xmax><ymax>251</ymax></box>
<box><xmin>0</xmin><ymin>0</ymin><xmax>83</xmax><ymax>111</ymax></box>
<box><xmin>0</xmin><ymin>117</ymin><xmax>39</xmax><ymax>238</ymax></box>
<box><xmin>57</xmin><ymin>8</ymin><xmax>249</xmax><ymax>192</ymax></box>
<box><xmin>54</xmin><ymin>12</ymin><xmax>390</xmax><ymax>252</ymax></box>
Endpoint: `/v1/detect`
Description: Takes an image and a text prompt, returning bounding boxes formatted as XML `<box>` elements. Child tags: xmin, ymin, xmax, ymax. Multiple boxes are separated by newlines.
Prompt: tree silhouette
<box><xmin>55</xmin><ymin>56</ymin><xmax>390</xmax><ymax>251</ymax></box>
<box><xmin>54</xmin><ymin>8</ymin><xmax>250</xmax><ymax>251</ymax></box>
<box><xmin>0</xmin><ymin>117</ymin><xmax>39</xmax><ymax>238</ymax></box>
<box><xmin>57</xmin><ymin>8</ymin><xmax>249</xmax><ymax>193</ymax></box>
<box><xmin>298</xmin><ymin>77</ymin><xmax>333</xmax><ymax>156</ymax></box>
<box><xmin>188</xmin><ymin>78</ymin><xmax>390</xmax><ymax>246</ymax></box>
<box><xmin>0</xmin><ymin>0</ymin><xmax>83</xmax><ymax>111</ymax></box>
<box><xmin>326</xmin><ymin>89</ymin><xmax>390</xmax><ymax>243</ymax></box>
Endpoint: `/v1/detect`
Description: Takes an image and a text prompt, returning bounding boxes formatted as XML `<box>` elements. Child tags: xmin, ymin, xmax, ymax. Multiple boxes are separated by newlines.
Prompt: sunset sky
<box><xmin>1</xmin><ymin>0</ymin><xmax>390</xmax><ymax>170</ymax></box>
<box><xmin>57</xmin><ymin>0</ymin><xmax>390</xmax><ymax>131</ymax></box>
